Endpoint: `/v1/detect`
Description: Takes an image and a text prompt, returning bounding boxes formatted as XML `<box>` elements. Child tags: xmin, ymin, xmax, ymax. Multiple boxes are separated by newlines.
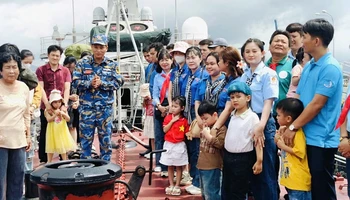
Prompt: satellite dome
<box><xmin>141</xmin><ymin>7</ymin><xmax>153</xmax><ymax>21</ymax></box>
<box><xmin>92</xmin><ymin>7</ymin><xmax>106</xmax><ymax>24</ymax></box>
<box><xmin>181</xmin><ymin>17</ymin><xmax>208</xmax><ymax>42</ymax></box>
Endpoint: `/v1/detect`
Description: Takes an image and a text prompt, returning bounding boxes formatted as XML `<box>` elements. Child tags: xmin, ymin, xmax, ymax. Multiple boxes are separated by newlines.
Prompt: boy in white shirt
<box><xmin>222</xmin><ymin>82</ymin><xmax>263</xmax><ymax>199</ymax></box>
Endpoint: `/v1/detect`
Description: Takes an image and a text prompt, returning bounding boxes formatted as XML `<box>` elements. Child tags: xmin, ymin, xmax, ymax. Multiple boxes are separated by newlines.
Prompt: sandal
<box><xmin>70</xmin><ymin>152</ymin><xmax>81</xmax><ymax>159</ymax></box>
<box><xmin>171</xmin><ymin>186</ymin><xmax>181</xmax><ymax>196</ymax></box>
<box><xmin>91</xmin><ymin>149</ymin><xmax>100</xmax><ymax>159</ymax></box>
<box><xmin>165</xmin><ymin>186</ymin><xmax>174</xmax><ymax>195</ymax></box>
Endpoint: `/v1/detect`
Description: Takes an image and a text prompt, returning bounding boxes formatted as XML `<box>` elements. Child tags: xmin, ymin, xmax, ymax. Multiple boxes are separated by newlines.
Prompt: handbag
<box><xmin>186</xmin><ymin>119</ymin><xmax>201</xmax><ymax>140</ymax></box>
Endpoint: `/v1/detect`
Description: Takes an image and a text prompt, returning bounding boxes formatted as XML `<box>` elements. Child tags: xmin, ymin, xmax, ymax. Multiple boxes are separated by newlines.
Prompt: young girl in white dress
<box><xmin>160</xmin><ymin>96</ymin><xmax>189</xmax><ymax>196</ymax></box>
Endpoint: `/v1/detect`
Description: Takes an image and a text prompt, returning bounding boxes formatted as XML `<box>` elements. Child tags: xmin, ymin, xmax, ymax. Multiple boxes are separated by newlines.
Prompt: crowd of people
<box><xmin>140</xmin><ymin>18</ymin><xmax>346</xmax><ymax>200</ymax></box>
<box><xmin>0</xmin><ymin>17</ymin><xmax>348</xmax><ymax>200</ymax></box>
<box><xmin>0</xmin><ymin>34</ymin><xmax>124</xmax><ymax>199</ymax></box>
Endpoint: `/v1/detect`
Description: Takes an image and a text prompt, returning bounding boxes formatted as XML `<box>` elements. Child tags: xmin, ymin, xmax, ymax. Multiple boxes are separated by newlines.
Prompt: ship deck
<box><xmin>30</xmin><ymin>131</ymin><xmax>349</xmax><ymax>200</ymax></box>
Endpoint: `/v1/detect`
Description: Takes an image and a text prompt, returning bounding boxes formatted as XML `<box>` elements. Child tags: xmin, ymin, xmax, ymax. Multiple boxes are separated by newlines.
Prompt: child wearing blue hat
<box><xmin>221</xmin><ymin>82</ymin><xmax>263</xmax><ymax>200</ymax></box>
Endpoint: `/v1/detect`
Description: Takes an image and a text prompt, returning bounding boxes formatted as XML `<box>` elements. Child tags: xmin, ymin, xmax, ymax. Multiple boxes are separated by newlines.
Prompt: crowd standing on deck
<box><xmin>0</xmin><ymin>18</ymin><xmax>349</xmax><ymax>200</ymax></box>
<box><xmin>141</xmin><ymin>18</ymin><xmax>344</xmax><ymax>200</ymax></box>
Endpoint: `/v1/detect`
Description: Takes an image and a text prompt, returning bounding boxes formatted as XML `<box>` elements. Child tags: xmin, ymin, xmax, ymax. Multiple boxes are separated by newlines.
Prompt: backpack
<box><xmin>18</xmin><ymin>68</ymin><xmax>38</xmax><ymax>90</ymax></box>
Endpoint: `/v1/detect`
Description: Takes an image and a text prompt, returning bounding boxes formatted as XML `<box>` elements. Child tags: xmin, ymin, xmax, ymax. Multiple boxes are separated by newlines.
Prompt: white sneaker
<box><xmin>180</xmin><ymin>172</ymin><xmax>192</xmax><ymax>185</ymax></box>
<box><xmin>144</xmin><ymin>153</ymin><xmax>150</xmax><ymax>159</ymax></box>
<box><xmin>173</xmin><ymin>171</ymin><xmax>192</xmax><ymax>185</ymax></box>
<box><xmin>154</xmin><ymin>166</ymin><xmax>162</xmax><ymax>172</ymax></box>
<box><xmin>161</xmin><ymin>171</ymin><xmax>168</xmax><ymax>177</ymax></box>
<box><xmin>185</xmin><ymin>185</ymin><xmax>201</xmax><ymax>195</ymax></box>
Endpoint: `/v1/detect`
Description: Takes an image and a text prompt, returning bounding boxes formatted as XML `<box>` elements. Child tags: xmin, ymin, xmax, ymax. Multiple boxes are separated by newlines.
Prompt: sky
<box><xmin>0</xmin><ymin>0</ymin><xmax>349</xmax><ymax>67</ymax></box>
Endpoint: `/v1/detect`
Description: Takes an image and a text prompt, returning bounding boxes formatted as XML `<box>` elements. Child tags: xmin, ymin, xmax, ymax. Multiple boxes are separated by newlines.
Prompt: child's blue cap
<box><xmin>227</xmin><ymin>82</ymin><xmax>252</xmax><ymax>96</ymax></box>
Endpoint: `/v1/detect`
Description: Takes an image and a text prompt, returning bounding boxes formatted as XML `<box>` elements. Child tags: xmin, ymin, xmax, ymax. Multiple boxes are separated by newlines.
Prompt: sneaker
<box><xmin>180</xmin><ymin>174</ymin><xmax>192</xmax><ymax>185</ymax></box>
<box><xmin>185</xmin><ymin>185</ymin><xmax>201</xmax><ymax>195</ymax></box>
<box><xmin>165</xmin><ymin>186</ymin><xmax>174</xmax><ymax>195</ymax></box>
<box><xmin>182</xmin><ymin>171</ymin><xmax>191</xmax><ymax>179</ymax></box>
<box><xmin>173</xmin><ymin>171</ymin><xmax>192</xmax><ymax>185</ymax></box>
<box><xmin>154</xmin><ymin>166</ymin><xmax>162</xmax><ymax>172</ymax></box>
<box><xmin>171</xmin><ymin>186</ymin><xmax>181</xmax><ymax>196</ymax></box>
<box><xmin>161</xmin><ymin>171</ymin><xmax>168</xmax><ymax>177</ymax></box>
<box><xmin>144</xmin><ymin>153</ymin><xmax>150</xmax><ymax>159</ymax></box>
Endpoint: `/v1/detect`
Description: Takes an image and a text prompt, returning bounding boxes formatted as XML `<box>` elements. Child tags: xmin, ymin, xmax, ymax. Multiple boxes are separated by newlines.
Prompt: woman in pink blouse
<box><xmin>0</xmin><ymin>52</ymin><xmax>31</xmax><ymax>199</ymax></box>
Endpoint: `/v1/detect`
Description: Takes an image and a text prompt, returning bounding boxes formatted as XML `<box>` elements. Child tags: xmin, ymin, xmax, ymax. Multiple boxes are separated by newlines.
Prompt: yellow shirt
<box><xmin>280</xmin><ymin>129</ymin><xmax>311</xmax><ymax>191</ymax></box>
<box><xmin>31</xmin><ymin>84</ymin><xmax>42</xmax><ymax>108</ymax></box>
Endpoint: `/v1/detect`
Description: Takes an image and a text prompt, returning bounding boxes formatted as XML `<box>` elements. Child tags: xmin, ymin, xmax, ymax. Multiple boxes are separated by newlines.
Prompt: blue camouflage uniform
<box><xmin>72</xmin><ymin>34</ymin><xmax>124</xmax><ymax>161</ymax></box>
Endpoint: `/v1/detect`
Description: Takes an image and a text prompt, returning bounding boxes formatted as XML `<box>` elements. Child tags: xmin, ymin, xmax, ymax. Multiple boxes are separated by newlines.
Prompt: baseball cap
<box><xmin>91</xmin><ymin>34</ymin><xmax>108</xmax><ymax>46</ymax></box>
<box><xmin>227</xmin><ymin>82</ymin><xmax>252</xmax><ymax>96</ymax></box>
<box><xmin>209</xmin><ymin>38</ymin><xmax>228</xmax><ymax>48</ymax></box>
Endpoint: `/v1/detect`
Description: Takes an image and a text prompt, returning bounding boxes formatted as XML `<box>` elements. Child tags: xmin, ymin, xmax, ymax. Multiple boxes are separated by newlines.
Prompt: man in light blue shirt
<box><xmin>141</xmin><ymin>43</ymin><xmax>164</xmax><ymax>157</ymax></box>
<box><xmin>283</xmin><ymin>19</ymin><xmax>342</xmax><ymax>200</ymax></box>
<box><xmin>147</xmin><ymin>43</ymin><xmax>164</xmax><ymax>97</ymax></box>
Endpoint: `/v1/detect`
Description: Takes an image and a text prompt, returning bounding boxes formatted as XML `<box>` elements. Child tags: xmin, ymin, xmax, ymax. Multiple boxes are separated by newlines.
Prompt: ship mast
<box><xmin>107</xmin><ymin>0</ymin><xmax>140</xmax><ymax>21</ymax></box>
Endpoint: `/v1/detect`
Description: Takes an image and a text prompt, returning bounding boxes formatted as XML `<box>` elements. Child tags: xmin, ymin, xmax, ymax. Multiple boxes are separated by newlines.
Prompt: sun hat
<box><xmin>170</xmin><ymin>41</ymin><xmax>190</xmax><ymax>55</ymax></box>
<box><xmin>49</xmin><ymin>89</ymin><xmax>63</xmax><ymax>104</ymax></box>
<box><xmin>139</xmin><ymin>83</ymin><xmax>151</xmax><ymax>98</ymax></box>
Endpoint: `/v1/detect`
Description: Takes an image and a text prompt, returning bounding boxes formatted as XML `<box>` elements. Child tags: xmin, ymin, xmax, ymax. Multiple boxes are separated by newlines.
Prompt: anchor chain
<box><xmin>115</xmin><ymin>133</ymin><xmax>127</xmax><ymax>200</ymax></box>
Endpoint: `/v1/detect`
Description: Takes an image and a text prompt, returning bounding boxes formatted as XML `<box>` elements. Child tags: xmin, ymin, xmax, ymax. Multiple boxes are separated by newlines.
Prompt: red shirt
<box><xmin>36</xmin><ymin>63</ymin><xmax>71</xmax><ymax>109</ymax></box>
<box><xmin>163</xmin><ymin>114</ymin><xmax>189</xmax><ymax>143</ymax></box>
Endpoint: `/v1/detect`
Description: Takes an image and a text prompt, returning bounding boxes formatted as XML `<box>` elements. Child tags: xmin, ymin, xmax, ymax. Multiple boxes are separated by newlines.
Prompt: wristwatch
<box><xmin>289</xmin><ymin>124</ymin><xmax>298</xmax><ymax>131</ymax></box>
<box><xmin>340</xmin><ymin>136</ymin><xmax>348</xmax><ymax>142</ymax></box>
